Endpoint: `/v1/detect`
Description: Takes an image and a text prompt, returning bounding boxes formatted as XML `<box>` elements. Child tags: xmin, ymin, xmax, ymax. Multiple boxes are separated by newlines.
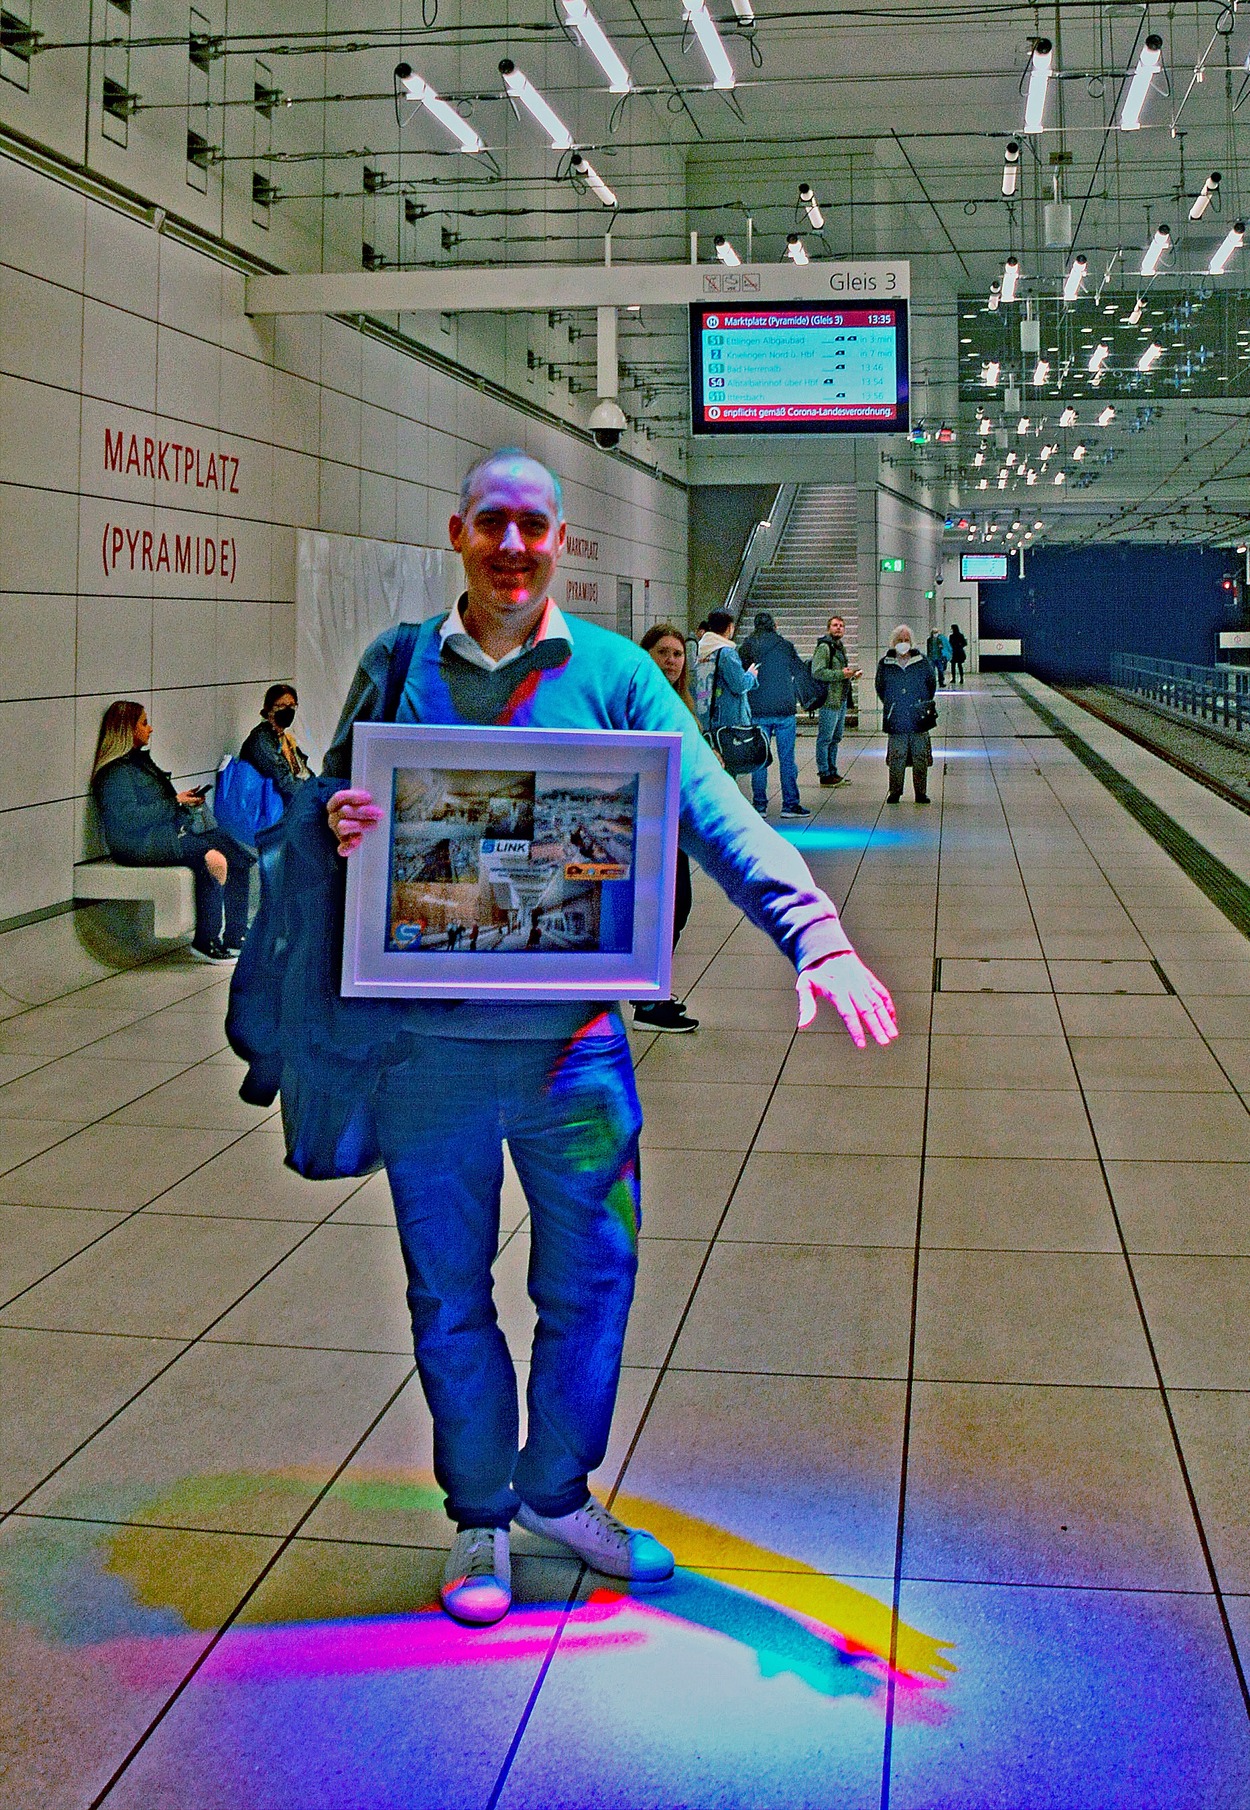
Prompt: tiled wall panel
<box><xmin>0</xmin><ymin>152</ymin><xmax>688</xmax><ymax>924</ymax></box>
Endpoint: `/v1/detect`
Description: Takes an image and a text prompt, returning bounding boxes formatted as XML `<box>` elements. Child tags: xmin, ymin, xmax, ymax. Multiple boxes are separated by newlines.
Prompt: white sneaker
<box><xmin>439</xmin><ymin>1526</ymin><xmax>512</xmax><ymax>1625</ymax></box>
<box><xmin>516</xmin><ymin>1497</ymin><xmax>674</xmax><ymax>1586</ymax></box>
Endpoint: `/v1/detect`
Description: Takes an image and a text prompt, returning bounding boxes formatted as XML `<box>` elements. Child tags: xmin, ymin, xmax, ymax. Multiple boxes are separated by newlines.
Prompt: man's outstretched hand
<box><xmin>327</xmin><ymin>788</ymin><xmax>383</xmax><ymax>854</ymax></box>
<box><xmin>796</xmin><ymin>951</ymin><xmax>898</xmax><ymax>1048</ymax></box>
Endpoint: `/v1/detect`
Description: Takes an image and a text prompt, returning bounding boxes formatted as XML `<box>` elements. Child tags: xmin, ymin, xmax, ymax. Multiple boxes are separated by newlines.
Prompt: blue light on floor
<box><xmin>777</xmin><ymin>826</ymin><xmax>921</xmax><ymax>850</ymax></box>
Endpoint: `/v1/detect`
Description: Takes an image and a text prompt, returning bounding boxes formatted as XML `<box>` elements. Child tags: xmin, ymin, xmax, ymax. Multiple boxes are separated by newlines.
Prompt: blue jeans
<box><xmin>373</xmin><ymin>1023</ymin><xmax>642</xmax><ymax>1529</ymax></box>
<box><xmin>750</xmin><ymin>715</ymin><xmax>800</xmax><ymax>811</ymax></box>
<box><xmin>815</xmin><ymin>697</ymin><xmax>848</xmax><ymax>779</ymax></box>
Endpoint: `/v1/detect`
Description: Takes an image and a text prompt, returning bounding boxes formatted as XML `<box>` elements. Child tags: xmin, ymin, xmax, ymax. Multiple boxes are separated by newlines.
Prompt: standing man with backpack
<box><xmin>811</xmin><ymin>614</ymin><xmax>861</xmax><ymax>788</ymax></box>
<box><xmin>736</xmin><ymin>612</ymin><xmax>813</xmax><ymax>820</ymax></box>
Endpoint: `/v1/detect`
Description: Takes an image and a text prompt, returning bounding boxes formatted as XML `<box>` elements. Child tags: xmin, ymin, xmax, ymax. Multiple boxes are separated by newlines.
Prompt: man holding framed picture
<box><xmin>316</xmin><ymin>447</ymin><xmax>896</xmax><ymax>1627</ymax></box>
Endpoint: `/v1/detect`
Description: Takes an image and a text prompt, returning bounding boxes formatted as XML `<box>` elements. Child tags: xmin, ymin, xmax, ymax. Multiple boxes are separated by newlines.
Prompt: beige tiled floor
<box><xmin>2</xmin><ymin>677</ymin><xmax>1249</xmax><ymax>1807</ymax></box>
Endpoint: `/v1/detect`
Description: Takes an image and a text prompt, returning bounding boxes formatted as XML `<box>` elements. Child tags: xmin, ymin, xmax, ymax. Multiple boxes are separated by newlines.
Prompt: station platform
<box><xmin>2</xmin><ymin>676</ymin><xmax>1249</xmax><ymax>1808</ymax></box>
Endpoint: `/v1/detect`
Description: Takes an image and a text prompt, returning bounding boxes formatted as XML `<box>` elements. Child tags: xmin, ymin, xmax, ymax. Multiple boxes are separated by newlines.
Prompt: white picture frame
<box><xmin>341</xmin><ymin>722</ymin><xmax>683</xmax><ymax>1001</ymax></box>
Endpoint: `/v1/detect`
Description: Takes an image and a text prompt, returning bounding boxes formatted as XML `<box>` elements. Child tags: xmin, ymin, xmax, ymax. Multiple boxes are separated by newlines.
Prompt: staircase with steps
<box><xmin>742</xmin><ymin>483</ymin><xmax>859</xmax><ymax>663</ymax></box>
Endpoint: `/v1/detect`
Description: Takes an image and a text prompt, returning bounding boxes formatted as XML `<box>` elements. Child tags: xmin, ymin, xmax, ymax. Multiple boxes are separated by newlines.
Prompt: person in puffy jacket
<box><xmin>239</xmin><ymin>683</ymin><xmax>313</xmax><ymax>805</ymax></box>
<box><xmin>694</xmin><ymin>609</ymin><xmax>757</xmax><ymax>733</ymax></box>
<box><xmin>875</xmin><ymin>626</ymin><xmax>937</xmax><ymax>804</ymax></box>
<box><xmin>91</xmin><ymin>700</ymin><xmax>254</xmax><ymax>959</ymax></box>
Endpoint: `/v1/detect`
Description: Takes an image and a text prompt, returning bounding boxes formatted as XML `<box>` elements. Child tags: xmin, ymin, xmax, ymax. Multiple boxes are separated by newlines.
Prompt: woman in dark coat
<box><xmin>239</xmin><ymin>683</ymin><xmax>313</xmax><ymax>805</ymax></box>
<box><xmin>875</xmin><ymin>626</ymin><xmax>938</xmax><ymax>804</ymax></box>
<box><xmin>91</xmin><ymin>700</ymin><xmax>255</xmax><ymax>960</ymax></box>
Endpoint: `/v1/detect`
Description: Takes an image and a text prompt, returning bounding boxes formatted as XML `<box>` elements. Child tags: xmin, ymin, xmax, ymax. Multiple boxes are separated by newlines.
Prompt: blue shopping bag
<box><xmin>213</xmin><ymin>757</ymin><xmax>285</xmax><ymax>845</ymax></box>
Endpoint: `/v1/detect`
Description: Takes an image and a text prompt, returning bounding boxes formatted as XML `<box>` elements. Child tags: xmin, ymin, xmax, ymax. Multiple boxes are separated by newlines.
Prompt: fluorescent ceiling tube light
<box><xmin>1088</xmin><ymin>341</ymin><xmax>1110</xmax><ymax>372</ymax></box>
<box><xmin>1001</xmin><ymin>256</ymin><xmax>1021</xmax><ymax>301</ymax></box>
<box><xmin>714</xmin><ymin>234</ymin><xmax>740</xmax><ymax>265</ymax></box>
<box><xmin>1141</xmin><ymin>224</ymin><xmax>1171</xmax><ymax>275</ymax></box>
<box><xmin>1120</xmin><ymin>34</ymin><xmax>1164</xmax><ymax>131</ymax></box>
<box><xmin>1126</xmin><ymin>296</ymin><xmax>1145</xmax><ymax>323</ymax></box>
<box><xmin>499</xmin><ymin>60</ymin><xmax>574</xmax><ymax>150</ymax></box>
<box><xmin>973</xmin><ymin>451</ymin><xmax>985</xmax><ymax>466</ymax></box>
<box><xmin>1136</xmin><ymin>342</ymin><xmax>1163</xmax><ymax>371</ymax></box>
<box><xmin>1017</xmin><ymin>416</ymin><xmax>1030</xmax><ymax>432</ymax></box>
<box><xmin>1032</xmin><ymin>359</ymin><xmax>1050</xmax><ymax>385</ymax></box>
<box><xmin>683</xmin><ymin>0</ymin><xmax>735</xmax><ymax>90</ymax></box>
<box><xmin>1189</xmin><ymin>171</ymin><xmax>1221</xmax><ymax>221</ymax></box>
<box><xmin>798</xmin><ymin>183</ymin><xmax>824</xmax><ymax>230</ymax></box>
<box><xmin>1053</xmin><ymin>469</ymin><xmax>1066</xmax><ymax>484</ymax></box>
<box><xmin>730</xmin><ymin>0</ymin><xmax>755</xmax><ymax>16</ymax></box>
<box><xmin>785</xmin><ymin>233</ymin><xmax>809</xmax><ymax>264</ymax></box>
<box><xmin>395</xmin><ymin>64</ymin><xmax>484</xmax><ymax>154</ymax></box>
<box><xmin>1063</xmin><ymin>255</ymin><xmax>1087</xmax><ymax>300</ymax></box>
<box><xmin>1059</xmin><ymin>405</ymin><xmax>1077</xmax><ymax>426</ymax></box>
<box><xmin>1209</xmin><ymin>222</ymin><xmax>1246</xmax><ymax>276</ymax></box>
<box><xmin>978</xmin><ymin>415</ymin><xmax>993</xmax><ymax>434</ymax></box>
<box><xmin>1072</xmin><ymin>442</ymin><xmax>1086</xmax><ymax>459</ymax></box>
<box><xmin>1023</xmin><ymin>38</ymin><xmax>1053</xmax><ymax>133</ymax></box>
<box><xmin>1002</xmin><ymin>140</ymin><xmax>1020</xmax><ymax>196</ymax></box>
<box><xmin>571</xmin><ymin>153</ymin><xmax>617</xmax><ymax>207</ymax></box>
<box><xmin>1026</xmin><ymin>470</ymin><xmax>1038</xmax><ymax>484</ymax></box>
<box><xmin>982</xmin><ymin>361</ymin><xmax>1000</xmax><ymax>386</ymax></box>
<box><xmin>1097</xmin><ymin>404</ymin><xmax>1116</xmax><ymax>425</ymax></box>
<box><xmin>560</xmin><ymin>1</ymin><xmax>633</xmax><ymax>92</ymax></box>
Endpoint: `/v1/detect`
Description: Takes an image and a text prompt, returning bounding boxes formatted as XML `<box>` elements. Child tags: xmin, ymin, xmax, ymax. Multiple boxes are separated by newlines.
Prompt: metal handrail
<box><xmin>723</xmin><ymin>482</ymin><xmax>797</xmax><ymax>620</ymax></box>
<box><xmin>1112</xmin><ymin>652</ymin><xmax>1250</xmax><ymax>735</ymax></box>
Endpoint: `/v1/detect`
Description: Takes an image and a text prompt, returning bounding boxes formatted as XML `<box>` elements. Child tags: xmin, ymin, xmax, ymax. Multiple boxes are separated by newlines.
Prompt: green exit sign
<box><xmin>880</xmin><ymin>557</ymin><xmax>905</xmax><ymax>573</ymax></box>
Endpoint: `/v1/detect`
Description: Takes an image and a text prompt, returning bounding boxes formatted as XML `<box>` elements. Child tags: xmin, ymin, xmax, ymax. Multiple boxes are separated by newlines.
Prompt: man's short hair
<box><xmin>827</xmin><ymin>614</ymin><xmax>844</xmax><ymax>629</ymax></box>
<box><xmin>458</xmin><ymin>447</ymin><xmax>564</xmax><ymax>522</ymax></box>
<box><xmin>706</xmin><ymin>609</ymin><xmax>735</xmax><ymax>634</ymax></box>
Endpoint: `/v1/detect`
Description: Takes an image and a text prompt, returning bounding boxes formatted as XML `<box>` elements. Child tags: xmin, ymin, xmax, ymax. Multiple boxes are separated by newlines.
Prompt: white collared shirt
<box><xmin>438</xmin><ymin>594</ymin><xmax>573</xmax><ymax>672</ymax></box>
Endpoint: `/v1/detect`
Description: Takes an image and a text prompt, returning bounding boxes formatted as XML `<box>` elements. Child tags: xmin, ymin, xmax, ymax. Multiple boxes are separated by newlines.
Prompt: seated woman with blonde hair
<box><xmin>91</xmin><ymin>701</ymin><xmax>255</xmax><ymax>961</ymax></box>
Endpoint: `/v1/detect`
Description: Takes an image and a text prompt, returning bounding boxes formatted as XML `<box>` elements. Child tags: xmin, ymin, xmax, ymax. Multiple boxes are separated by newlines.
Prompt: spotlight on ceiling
<box><xmin>1189</xmin><ymin>171</ymin><xmax>1221</xmax><ymax>221</ymax></box>
<box><xmin>1023</xmin><ymin>38</ymin><xmax>1053</xmax><ymax>133</ymax></box>
<box><xmin>1120</xmin><ymin>33</ymin><xmax>1164</xmax><ymax>131</ymax></box>
<box><xmin>571</xmin><ymin>153</ymin><xmax>617</xmax><ymax>208</ymax></box>
<box><xmin>987</xmin><ymin>280</ymin><xmax>1002</xmax><ymax>312</ymax></box>
<box><xmin>1141</xmin><ymin>224</ymin><xmax>1171</xmax><ymax>276</ymax></box>
<box><xmin>1001</xmin><ymin>256</ymin><xmax>1021</xmax><ymax>301</ymax></box>
<box><xmin>1088</xmin><ymin>342</ymin><xmax>1110</xmax><ymax>372</ymax></box>
<box><xmin>1059</xmin><ymin>405</ymin><xmax>1077</xmax><ymax>426</ymax></box>
<box><xmin>682</xmin><ymin>0</ymin><xmax>735</xmax><ymax>90</ymax></box>
<box><xmin>1002</xmin><ymin>140</ymin><xmax>1020</xmax><ymax>196</ymax></box>
<box><xmin>1032</xmin><ymin>359</ymin><xmax>1050</xmax><ymax>386</ymax></box>
<box><xmin>982</xmin><ymin>361</ymin><xmax>1001</xmax><ymax>386</ymax></box>
<box><xmin>1073</xmin><ymin>443</ymin><xmax>1086</xmax><ymax>459</ymax></box>
<box><xmin>1126</xmin><ymin>296</ymin><xmax>1145</xmax><ymax>323</ymax></box>
<box><xmin>784</xmin><ymin>233</ymin><xmax>809</xmax><ymax>264</ymax></box>
<box><xmin>395</xmin><ymin>65</ymin><xmax>484</xmax><ymax>154</ymax></box>
<box><xmin>1209</xmin><ymin>223</ymin><xmax>1246</xmax><ymax>276</ymax></box>
<box><xmin>714</xmin><ymin>234</ymin><xmax>740</xmax><ymax>265</ymax></box>
<box><xmin>500</xmin><ymin>60</ymin><xmax>574</xmax><ymax>150</ymax></box>
<box><xmin>1063</xmin><ymin>255</ymin><xmax>1087</xmax><ymax>300</ymax></box>
<box><xmin>560</xmin><ymin>1</ymin><xmax>633</xmax><ymax>92</ymax></box>
<box><xmin>1136</xmin><ymin>342</ymin><xmax>1163</xmax><ymax>371</ymax></box>
<box><xmin>1097</xmin><ymin>404</ymin><xmax>1116</xmax><ymax>425</ymax></box>
<box><xmin>798</xmin><ymin>183</ymin><xmax>824</xmax><ymax>230</ymax></box>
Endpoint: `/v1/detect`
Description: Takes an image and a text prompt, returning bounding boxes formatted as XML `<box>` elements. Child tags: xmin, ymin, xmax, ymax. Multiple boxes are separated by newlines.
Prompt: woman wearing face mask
<box><xmin>238</xmin><ymin>683</ymin><xmax>313</xmax><ymax>805</ymax></box>
<box><xmin>875</xmin><ymin>625</ymin><xmax>938</xmax><ymax>804</ymax></box>
<box><xmin>91</xmin><ymin>700</ymin><xmax>255</xmax><ymax>960</ymax></box>
<box><xmin>634</xmin><ymin>624</ymin><xmax>699</xmax><ymax>1033</ymax></box>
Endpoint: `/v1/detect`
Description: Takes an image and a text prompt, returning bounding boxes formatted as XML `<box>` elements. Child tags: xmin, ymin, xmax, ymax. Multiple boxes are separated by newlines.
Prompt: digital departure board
<box><xmin>960</xmin><ymin>553</ymin><xmax>1009</xmax><ymax>581</ymax></box>
<box><xmin>689</xmin><ymin>302</ymin><xmax>910</xmax><ymax>436</ymax></box>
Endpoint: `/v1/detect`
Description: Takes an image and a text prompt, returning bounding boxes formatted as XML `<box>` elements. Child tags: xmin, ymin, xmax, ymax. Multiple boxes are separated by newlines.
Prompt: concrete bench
<box><xmin>72</xmin><ymin>861</ymin><xmax>196</xmax><ymax>939</ymax></box>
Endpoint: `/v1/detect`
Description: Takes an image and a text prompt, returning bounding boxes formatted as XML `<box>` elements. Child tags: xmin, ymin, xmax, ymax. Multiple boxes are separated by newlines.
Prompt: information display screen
<box><xmin>960</xmin><ymin>553</ymin><xmax>1009</xmax><ymax>581</ymax></box>
<box><xmin>689</xmin><ymin>302</ymin><xmax>909</xmax><ymax>436</ymax></box>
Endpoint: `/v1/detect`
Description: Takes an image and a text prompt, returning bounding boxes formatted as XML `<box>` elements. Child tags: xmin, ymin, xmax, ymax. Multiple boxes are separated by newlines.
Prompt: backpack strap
<box><xmin>379</xmin><ymin>621</ymin><xmax>421</xmax><ymax>723</ymax></box>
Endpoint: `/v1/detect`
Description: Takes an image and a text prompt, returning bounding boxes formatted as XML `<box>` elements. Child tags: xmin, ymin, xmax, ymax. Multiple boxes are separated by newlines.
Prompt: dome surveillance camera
<box><xmin>589</xmin><ymin>397</ymin><xmax>627</xmax><ymax>449</ymax></box>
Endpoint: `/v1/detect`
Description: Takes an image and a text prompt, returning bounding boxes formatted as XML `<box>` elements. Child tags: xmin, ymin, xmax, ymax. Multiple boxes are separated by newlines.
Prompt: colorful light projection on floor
<box><xmin>0</xmin><ymin>1470</ymin><xmax>954</xmax><ymax>1709</ymax></box>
